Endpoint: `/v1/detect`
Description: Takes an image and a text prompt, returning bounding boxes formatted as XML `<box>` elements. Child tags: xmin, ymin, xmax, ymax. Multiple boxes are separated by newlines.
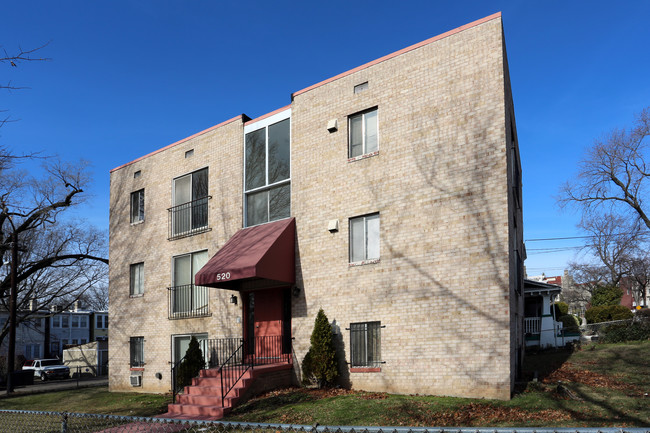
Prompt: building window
<box><xmin>72</xmin><ymin>339</ymin><xmax>78</xmax><ymax>345</ymax></box>
<box><xmin>350</xmin><ymin>321</ymin><xmax>381</xmax><ymax>367</ymax></box>
<box><xmin>170</xmin><ymin>168</ymin><xmax>209</xmax><ymax>239</ymax></box>
<box><xmin>349</xmin><ymin>213</ymin><xmax>380</xmax><ymax>263</ymax></box>
<box><xmin>80</xmin><ymin>316</ymin><xmax>87</xmax><ymax>328</ymax></box>
<box><xmin>52</xmin><ymin>316</ymin><xmax>60</xmax><ymax>327</ymax></box>
<box><xmin>170</xmin><ymin>251</ymin><xmax>209</xmax><ymax>318</ymax></box>
<box><xmin>62</xmin><ymin>315</ymin><xmax>69</xmax><ymax>328</ymax></box>
<box><xmin>349</xmin><ymin>108</ymin><xmax>378</xmax><ymax>158</ymax></box>
<box><xmin>244</xmin><ymin>115</ymin><xmax>290</xmax><ymax>227</ymax></box>
<box><xmin>130</xmin><ymin>336</ymin><xmax>144</xmax><ymax>367</ymax></box>
<box><xmin>81</xmin><ymin>339</ymin><xmax>87</xmax><ymax>345</ymax></box>
<box><xmin>130</xmin><ymin>189</ymin><xmax>145</xmax><ymax>223</ymax></box>
<box><xmin>96</xmin><ymin>314</ymin><xmax>107</xmax><ymax>329</ymax></box>
<box><xmin>72</xmin><ymin>316</ymin><xmax>79</xmax><ymax>328</ymax></box>
<box><xmin>24</xmin><ymin>344</ymin><xmax>40</xmax><ymax>359</ymax></box>
<box><xmin>130</xmin><ymin>262</ymin><xmax>144</xmax><ymax>296</ymax></box>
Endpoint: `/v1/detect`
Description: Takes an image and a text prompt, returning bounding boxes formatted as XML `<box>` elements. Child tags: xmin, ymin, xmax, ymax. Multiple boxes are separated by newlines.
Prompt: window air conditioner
<box><xmin>130</xmin><ymin>375</ymin><xmax>142</xmax><ymax>387</ymax></box>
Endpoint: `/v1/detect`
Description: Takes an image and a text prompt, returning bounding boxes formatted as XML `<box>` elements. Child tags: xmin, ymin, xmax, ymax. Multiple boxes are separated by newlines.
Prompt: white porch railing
<box><xmin>524</xmin><ymin>317</ymin><xmax>541</xmax><ymax>334</ymax></box>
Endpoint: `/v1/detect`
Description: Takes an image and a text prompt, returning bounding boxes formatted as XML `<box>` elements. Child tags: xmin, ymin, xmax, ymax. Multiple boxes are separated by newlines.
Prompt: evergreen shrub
<box><xmin>553</xmin><ymin>302</ymin><xmax>569</xmax><ymax>318</ymax></box>
<box><xmin>176</xmin><ymin>336</ymin><xmax>206</xmax><ymax>389</ymax></box>
<box><xmin>301</xmin><ymin>308</ymin><xmax>338</xmax><ymax>388</ymax></box>
<box><xmin>585</xmin><ymin>305</ymin><xmax>633</xmax><ymax>324</ymax></box>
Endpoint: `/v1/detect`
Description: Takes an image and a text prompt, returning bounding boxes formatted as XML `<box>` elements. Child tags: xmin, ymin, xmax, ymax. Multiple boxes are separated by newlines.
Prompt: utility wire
<box><xmin>525</xmin><ymin>231</ymin><xmax>650</xmax><ymax>242</ymax></box>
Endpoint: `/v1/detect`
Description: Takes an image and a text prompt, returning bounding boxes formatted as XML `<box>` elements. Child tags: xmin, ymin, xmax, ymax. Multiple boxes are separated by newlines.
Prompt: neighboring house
<box><xmin>109</xmin><ymin>12</ymin><xmax>524</xmax><ymax>402</ymax></box>
<box><xmin>49</xmin><ymin>309</ymin><xmax>92</xmax><ymax>357</ymax></box>
<box><xmin>619</xmin><ymin>277</ymin><xmax>649</xmax><ymax>311</ymax></box>
<box><xmin>524</xmin><ymin>279</ymin><xmax>580</xmax><ymax>349</ymax></box>
<box><xmin>92</xmin><ymin>311</ymin><xmax>109</xmax><ymax>341</ymax></box>
<box><xmin>0</xmin><ymin>310</ymin><xmax>48</xmax><ymax>360</ymax></box>
<box><xmin>0</xmin><ymin>304</ymin><xmax>110</xmax><ymax>362</ymax></box>
<box><xmin>528</xmin><ymin>273</ymin><xmax>562</xmax><ymax>287</ymax></box>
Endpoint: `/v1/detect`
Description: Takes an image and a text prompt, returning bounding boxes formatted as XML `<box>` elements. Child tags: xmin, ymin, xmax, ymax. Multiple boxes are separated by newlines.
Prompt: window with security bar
<box><xmin>350</xmin><ymin>321</ymin><xmax>381</xmax><ymax>367</ymax></box>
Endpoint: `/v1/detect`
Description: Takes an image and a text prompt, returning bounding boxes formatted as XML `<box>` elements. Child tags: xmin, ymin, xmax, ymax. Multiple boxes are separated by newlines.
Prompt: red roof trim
<box><xmin>244</xmin><ymin>104</ymin><xmax>292</xmax><ymax>126</ymax></box>
<box><xmin>292</xmin><ymin>12</ymin><xmax>502</xmax><ymax>97</ymax></box>
<box><xmin>110</xmin><ymin>115</ymin><xmax>244</xmax><ymax>173</ymax></box>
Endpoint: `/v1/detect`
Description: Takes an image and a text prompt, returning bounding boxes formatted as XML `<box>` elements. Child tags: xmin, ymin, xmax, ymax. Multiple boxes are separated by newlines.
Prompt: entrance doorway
<box><xmin>243</xmin><ymin>287</ymin><xmax>291</xmax><ymax>363</ymax></box>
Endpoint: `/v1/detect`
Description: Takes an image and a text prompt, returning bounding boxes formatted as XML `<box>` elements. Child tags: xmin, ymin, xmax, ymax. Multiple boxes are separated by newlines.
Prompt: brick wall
<box><xmin>108</xmin><ymin>14</ymin><xmax>521</xmax><ymax>400</ymax></box>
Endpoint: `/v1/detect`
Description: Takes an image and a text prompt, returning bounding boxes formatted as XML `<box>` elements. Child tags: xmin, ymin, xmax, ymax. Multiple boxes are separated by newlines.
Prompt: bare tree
<box><xmin>1</xmin><ymin>43</ymin><xmax>50</xmax><ymax>129</ymax></box>
<box><xmin>561</xmin><ymin>107</ymin><xmax>650</xmax><ymax>229</ymax></box>
<box><xmin>563</xmin><ymin>214</ymin><xmax>648</xmax><ymax>313</ymax></box>
<box><xmin>564</xmin><ymin>261</ymin><xmax>608</xmax><ymax>312</ymax></box>
<box><xmin>79</xmin><ymin>283</ymin><xmax>109</xmax><ymax>311</ymax></box>
<box><xmin>0</xmin><ymin>152</ymin><xmax>108</xmax><ymax>351</ymax></box>
<box><xmin>579</xmin><ymin>214</ymin><xmax>645</xmax><ymax>286</ymax></box>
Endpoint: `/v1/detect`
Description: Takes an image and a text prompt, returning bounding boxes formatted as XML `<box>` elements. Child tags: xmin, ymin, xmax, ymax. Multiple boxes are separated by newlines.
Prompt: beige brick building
<box><xmin>109</xmin><ymin>12</ymin><xmax>524</xmax><ymax>401</ymax></box>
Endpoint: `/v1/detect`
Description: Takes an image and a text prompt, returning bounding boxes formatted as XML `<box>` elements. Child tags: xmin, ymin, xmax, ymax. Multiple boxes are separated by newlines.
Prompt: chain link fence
<box><xmin>1</xmin><ymin>410</ymin><xmax>649</xmax><ymax>433</ymax></box>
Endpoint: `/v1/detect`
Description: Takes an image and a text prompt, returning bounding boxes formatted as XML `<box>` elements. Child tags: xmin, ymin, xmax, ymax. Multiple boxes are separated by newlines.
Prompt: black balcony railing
<box><xmin>167</xmin><ymin>196</ymin><xmax>211</xmax><ymax>240</ymax></box>
<box><xmin>167</xmin><ymin>284</ymin><xmax>211</xmax><ymax>319</ymax></box>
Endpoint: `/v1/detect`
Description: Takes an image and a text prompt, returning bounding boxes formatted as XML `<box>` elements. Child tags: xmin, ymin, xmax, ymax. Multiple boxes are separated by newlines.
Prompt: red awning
<box><xmin>195</xmin><ymin>217</ymin><xmax>295</xmax><ymax>289</ymax></box>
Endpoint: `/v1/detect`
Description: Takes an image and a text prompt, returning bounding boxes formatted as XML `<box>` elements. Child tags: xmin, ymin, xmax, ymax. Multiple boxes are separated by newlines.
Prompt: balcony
<box><xmin>168</xmin><ymin>284</ymin><xmax>211</xmax><ymax>319</ymax></box>
<box><xmin>167</xmin><ymin>196</ymin><xmax>211</xmax><ymax>240</ymax></box>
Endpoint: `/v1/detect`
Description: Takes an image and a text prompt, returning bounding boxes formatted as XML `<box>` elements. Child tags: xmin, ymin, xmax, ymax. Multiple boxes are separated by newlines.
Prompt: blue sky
<box><xmin>2</xmin><ymin>1</ymin><xmax>649</xmax><ymax>276</ymax></box>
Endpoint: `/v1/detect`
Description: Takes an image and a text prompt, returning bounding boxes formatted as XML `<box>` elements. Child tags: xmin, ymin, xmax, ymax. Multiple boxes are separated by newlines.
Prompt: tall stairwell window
<box><xmin>169</xmin><ymin>168</ymin><xmax>210</xmax><ymax>239</ymax></box>
<box><xmin>244</xmin><ymin>110</ymin><xmax>291</xmax><ymax>227</ymax></box>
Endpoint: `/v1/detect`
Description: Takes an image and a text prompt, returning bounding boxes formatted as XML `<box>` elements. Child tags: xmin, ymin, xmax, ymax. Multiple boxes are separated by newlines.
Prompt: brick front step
<box><xmin>165</xmin><ymin>362</ymin><xmax>292</xmax><ymax>420</ymax></box>
<box><xmin>167</xmin><ymin>403</ymin><xmax>229</xmax><ymax>418</ymax></box>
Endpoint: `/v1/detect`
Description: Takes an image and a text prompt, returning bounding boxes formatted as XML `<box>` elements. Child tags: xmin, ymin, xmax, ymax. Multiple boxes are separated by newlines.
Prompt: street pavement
<box><xmin>0</xmin><ymin>376</ymin><xmax>108</xmax><ymax>397</ymax></box>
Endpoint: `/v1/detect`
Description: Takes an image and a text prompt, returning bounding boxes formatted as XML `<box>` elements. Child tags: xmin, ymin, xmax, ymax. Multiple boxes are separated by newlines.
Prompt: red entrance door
<box><xmin>245</xmin><ymin>288</ymin><xmax>287</xmax><ymax>364</ymax></box>
<box><xmin>254</xmin><ymin>289</ymin><xmax>283</xmax><ymax>338</ymax></box>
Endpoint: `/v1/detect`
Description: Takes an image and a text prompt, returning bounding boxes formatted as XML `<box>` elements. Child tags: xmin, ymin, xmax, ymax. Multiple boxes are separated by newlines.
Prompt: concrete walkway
<box><xmin>0</xmin><ymin>376</ymin><xmax>108</xmax><ymax>398</ymax></box>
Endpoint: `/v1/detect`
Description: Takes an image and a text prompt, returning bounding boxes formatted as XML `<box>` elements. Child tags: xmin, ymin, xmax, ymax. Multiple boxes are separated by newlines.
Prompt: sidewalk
<box><xmin>0</xmin><ymin>376</ymin><xmax>108</xmax><ymax>398</ymax></box>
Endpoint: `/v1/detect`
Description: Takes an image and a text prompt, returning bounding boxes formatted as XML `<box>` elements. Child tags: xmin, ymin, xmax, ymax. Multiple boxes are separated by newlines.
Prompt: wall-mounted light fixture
<box><xmin>155</xmin><ymin>372</ymin><xmax>163</xmax><ymax>380</ymax></box>
<box><xmin>230</xmin><ymin>295</ymin><xmax>238</xmax><ymax>305</ymax></box>
<box><xmin>327</xmin><ymin>119</ymin><xmax>338</xmax><ymax>133</ymax></box>
<box><xmin>293</xmin><ymin>286</ymin><xmax>301</xmax><ymax>298</ymax></box>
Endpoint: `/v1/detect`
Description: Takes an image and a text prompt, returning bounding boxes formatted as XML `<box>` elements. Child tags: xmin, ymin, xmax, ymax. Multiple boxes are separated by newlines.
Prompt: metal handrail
<box><xmin>218</xmin><ymin>339</ymin><xmax>247</xmax><ymax>408</ymax></box>
<box><xmin>170</xmin><ymin>354</ymin><xmax>187</xmax><ymax>404</ymax></box>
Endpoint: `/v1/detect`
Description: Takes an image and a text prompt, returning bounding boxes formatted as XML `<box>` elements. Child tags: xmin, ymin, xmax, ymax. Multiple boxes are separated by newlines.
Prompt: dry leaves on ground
<box><xmin>542</xmin><ymin>362</ymin><xmax>636</xmax><ymax>391</ymax></box>
<box><xmin>382</xmin><ymin>402</ymin><xmax>573</xmax><ymax>426</ymax></box>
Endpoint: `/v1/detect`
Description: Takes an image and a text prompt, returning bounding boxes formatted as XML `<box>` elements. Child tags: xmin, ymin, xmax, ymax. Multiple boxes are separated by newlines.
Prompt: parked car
<box><xmin>22</xmin><ymin>359</ymin><xmax>70</xmax><ymax>381</ymax></box>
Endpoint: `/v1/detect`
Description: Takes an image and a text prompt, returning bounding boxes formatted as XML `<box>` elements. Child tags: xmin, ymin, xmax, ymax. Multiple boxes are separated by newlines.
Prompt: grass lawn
<box><xmin>0</xmin><ymin>341</ymin><xmax>648</xmax><ymax>427</ymax></box>
<box><xmin>0</xmin><ymin>387</ymin><xmax>170</xmax><ymax>417</ymax></box>
<box><xmin>226</xmin><ymin>340</ymin><xmax>650</xmax><ymax>427</ymax></box>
